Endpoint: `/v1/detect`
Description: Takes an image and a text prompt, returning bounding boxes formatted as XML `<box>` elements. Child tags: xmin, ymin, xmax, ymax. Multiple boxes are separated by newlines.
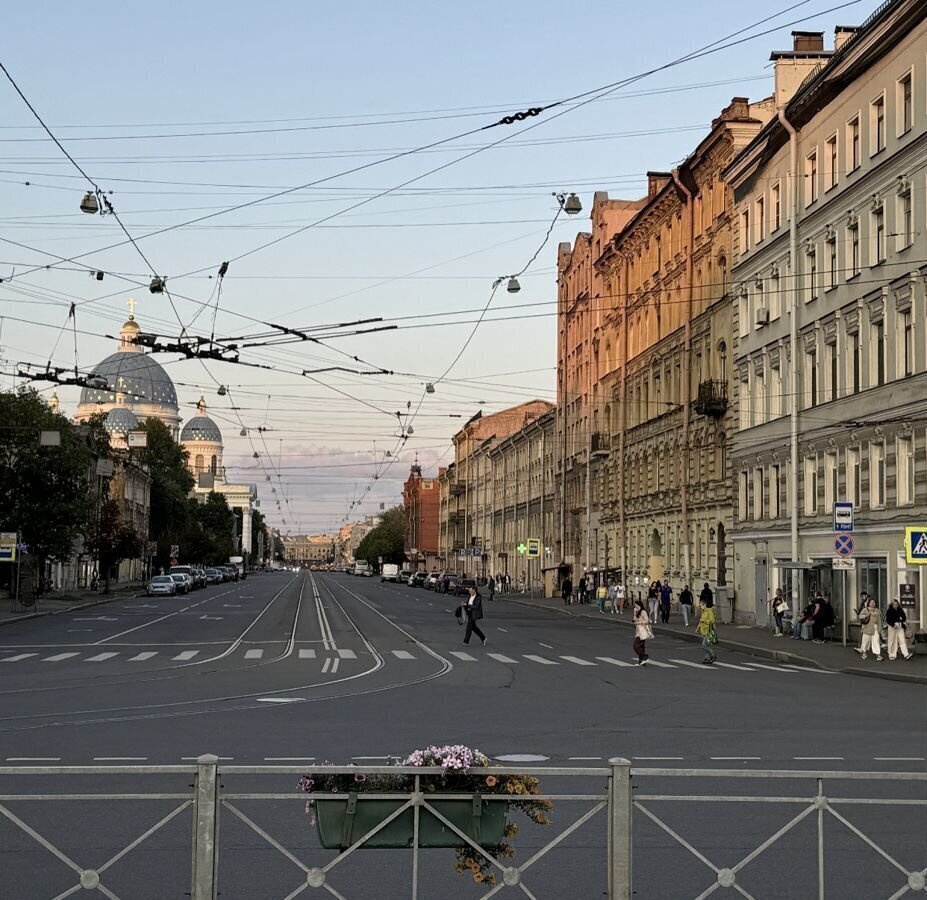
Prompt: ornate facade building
<box><xmin>402</xmin><ymin>463</ymin><xmax>440</xmax><ymax>570</ymax></box>
<box><xmin>558</xmin><ymin>97</ymin><xmax>775</xmax><ymax>605</ymax></box>
<box><xmin>725</xmin><ymin>7</ymin><xmax>927</xmax><ymax>630</ymax></box>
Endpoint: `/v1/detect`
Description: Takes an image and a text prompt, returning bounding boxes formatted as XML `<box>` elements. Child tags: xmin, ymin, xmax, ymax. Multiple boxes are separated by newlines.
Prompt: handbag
<box><xmin>775</xmin><ymin>601</ymin><xmax>789</xmax><ymax>615</ymax></box>
<box><xmin>707</xmin><ymin>623</ymin><xmax>719</xmax><ymax>645</ymax></box>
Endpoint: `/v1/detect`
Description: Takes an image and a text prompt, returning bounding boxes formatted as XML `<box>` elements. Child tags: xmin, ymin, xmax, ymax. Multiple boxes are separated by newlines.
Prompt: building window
<box><xmin>804</xmin><ymin>150</ymin><xmax>818</xmax><ymax>206</ymax></box>
<box><xmin>771</xmin><ymin>182</ymin><xmax>781</xmax><ymax>231</ymax></box>
<box><xmin>848</xmin><ymin>221</ymin><xmax>860</xmax><ymax>277</ymax></box>
<box><xmin>803</xmin><ymin>456</ymin><xmax>818</xmax><ymax>516</ymax></box>
<box><xmin>740</xmin><ymin>209</ymin><xmax>751</xmax><ymax>253</ymax></box>
<box><xmin>826</xmin><ymin>234</ymin><xmax>838</xmax><ymax>290</ymax></box>
<box><xmin>898</xmin><ymin>435</ymin><xmax>915</xmax><ymax>506</ymax></box>
<box><xmin>826</xmin><ymin>341</ymin><xmax>838</xmax><ymax>402</ymax></box>
<box><xmin>847</xmin><ymin>447</ymin><xmax>861</xmax><ymax>508</ymax></box>
<box><xmin>754</xmin><ymin>280</ymin><xmax>764</xmax><ymax>329</ymax></box>
<box><xmin>872</xmin><ymin>320</ymin><xmax>885</xmax><ymax>386</ymax></box>
<box><xmin>825</xmin><ymin>134</ymin><xmax>838</xmax><ymax>190</ymax></box>
<box><xmin>872</xmin><ymin>205</ymin><xmax>885</xmax><ymax>264</ymax></box>
<box><xmin>847</xmin><ymin>115</ymin><xmax>861</xmax><ymax>171</ymax></box>
<box><xmin>805</xmin><ymin>346</ymin><xmax>818</xmax><ymax>408</ymax></box>
<box><xmin>770</xmin><ymin>267</ymin><xmax>781</xmax><ymax>319</ymax></box>
<box><xmin>869</xmin><ymin>442</ymin><xmax>885</xmax><ymax>508</ymax></box>
<box><xmin>755</xmin><ymin>367</ymin><xmax>766</xmax><ymax>424</ymax></box>
<box><xmin>755</xmin><ymin>196</ymin><xmax>765</xmax><ymax>243</ymax></box>
<box><xmin>806</xmin><ymin>245</ymin><xmax>817</xmax><ymax>301</ymax></box>
<box><xmin>738</xmin><ymin>471</ymin><xmax>748</xmax><ymax>521</ymax></box>
<box><xmin>898</xmin><ymin>186</ymin><xmax>913</xmax><ymax>249</ymax></box>
<box><xmin>871</xmin><ymin>93</ymin><xmax>886</xmax><ymax>154</ymax></box>
<box><xmin>897</xmin><ymin>70</ymin><xmax>913</xmax><ymax>136</ymax></box>
<box><xmin>770</xmin><ymin>365</ymin><xmax>781</xmax><ymax>418</ymax></box>
<box><xmin>753</xmin><ymin>468</ymin><xmax>764</xmax><ymax>521</ymax></box>
<box><xmin>769</xmin><ymin>464</ymin><xmax>781</xmax><ymax>518</ymax></box>
<box><xmin>824</xmin><ymin>451</ymin><xmax>838</xmax><ymax>511</ymax></box>
<box><xmin>901</xmin><ymin>311</ymin><xmax>914</xmax><ymax>377</ymax></box>
<box><xmin>848</xmin><ymin>331</ymin><xmax>861</xmax><ymax>393</ymax></box>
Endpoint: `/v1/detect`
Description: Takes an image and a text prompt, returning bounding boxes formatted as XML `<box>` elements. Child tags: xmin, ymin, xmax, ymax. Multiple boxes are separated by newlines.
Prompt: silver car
<box><xmin>147</xmin><ymin>575</ymin><xmax>177</xmax><ymax>596</ymax></box>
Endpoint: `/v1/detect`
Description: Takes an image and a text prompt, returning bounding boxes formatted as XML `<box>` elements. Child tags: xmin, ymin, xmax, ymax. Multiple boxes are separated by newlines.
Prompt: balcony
<box><xmin>590</xmin><ymin>433</ymin><xmax>611</xmax><ymax>456</ymax></box>
<box><xmin>693</xmin><ymin>379</ymin><xmax>729</xmax><ymax>418</ymax></box>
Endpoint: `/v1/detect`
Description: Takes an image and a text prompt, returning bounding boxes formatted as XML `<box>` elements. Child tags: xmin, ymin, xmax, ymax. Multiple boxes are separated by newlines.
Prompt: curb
<box><xmin>0</xmin><ymin>590</ymin><xmax>143</xmax><ymax>629</ymax></box>
<box><xmin>499</xmin><ymin>596</ymin><xmax>927</xmax><ymax>685</ymax></box>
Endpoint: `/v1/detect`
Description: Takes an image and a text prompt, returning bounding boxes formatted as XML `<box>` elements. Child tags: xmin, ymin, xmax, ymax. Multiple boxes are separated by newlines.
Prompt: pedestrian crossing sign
<box><xmin>904</xmin><ymin>527</ymin><xmax>927</xmax><ymax>564</ymax></box>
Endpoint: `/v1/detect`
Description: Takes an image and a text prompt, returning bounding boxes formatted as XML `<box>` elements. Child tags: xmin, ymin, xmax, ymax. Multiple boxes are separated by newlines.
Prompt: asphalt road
<box><xmin>0</xmin><ymin>571</ymin><xmax>923</xmax><ymax>899</ymax></box>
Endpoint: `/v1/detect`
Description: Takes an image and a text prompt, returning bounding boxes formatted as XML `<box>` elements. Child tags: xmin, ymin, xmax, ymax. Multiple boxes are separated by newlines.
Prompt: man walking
<box><xmin>659</xmin><ymin>581</ymin><xmax>673</xmax><ymax>624</ymax></box>
<box><xmin>561</xmin><ymin>575</ymin><xmax>573</xmax><ymax>606</ymax></box>
<box><xmin>486</xmin><ymin>576</ymin><xmax>495</xmax><ymax>601</ymax></box>
<box><xmin>463</xmin><ymin>586</ymin><xmax>486</xmax><ymax>646</ymax></box>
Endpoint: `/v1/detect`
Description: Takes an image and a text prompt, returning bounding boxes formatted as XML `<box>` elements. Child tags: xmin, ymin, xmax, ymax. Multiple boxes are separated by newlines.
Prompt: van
<box><xmin>380</xmin><ymin>563</ymin><xmax>400</xmax><ymax>583</ymax></box>
<box><xmin>353</xmin><ymin>560</ymin><xmax>372</xmax><ymax>577</ymax></box>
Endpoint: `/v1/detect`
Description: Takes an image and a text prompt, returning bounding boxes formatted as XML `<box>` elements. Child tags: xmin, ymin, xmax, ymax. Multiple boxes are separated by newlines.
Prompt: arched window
<box><xmin>210</xmin><ymin>455</ymin><xmax>217</xmax><ymax>474</ymax></box>
<box><xmin>195</xmin><ymin>454</ymin><xmax>204</xmax><ymax>473</ymax></box>
<box><xmin>718</xmin><ymin>254</ymin><xmax>729</xmax><ymax>294</ymax></box>
<box><xmin>718</xmin><ymin>341</ymin><xmax>728</xmax><ymax>383</ymax></box>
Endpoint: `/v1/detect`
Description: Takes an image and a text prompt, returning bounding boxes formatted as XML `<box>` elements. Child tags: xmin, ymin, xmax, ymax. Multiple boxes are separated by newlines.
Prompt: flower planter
<box><xmin>315</xmin><ymin>795</ymin><xmax>506</xmax><ymax>850</ymax></box>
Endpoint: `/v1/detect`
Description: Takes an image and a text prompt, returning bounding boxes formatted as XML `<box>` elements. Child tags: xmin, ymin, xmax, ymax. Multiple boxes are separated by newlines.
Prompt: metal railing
<box><xmin>0</xmin><ymin>758</ymin><xmax>923</xmax><ymax>899</ymax></box>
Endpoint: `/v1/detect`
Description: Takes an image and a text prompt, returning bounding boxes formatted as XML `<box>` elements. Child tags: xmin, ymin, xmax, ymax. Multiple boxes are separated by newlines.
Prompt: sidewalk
<box><xmin>0</xmin><ymin>583</ymin><xmax>144</xmax><ymax>628</ymax></box>
<box><xmin>503</xmin><ymin>594</ymin><xmax>927</xmax><ymax>685</ymax></box>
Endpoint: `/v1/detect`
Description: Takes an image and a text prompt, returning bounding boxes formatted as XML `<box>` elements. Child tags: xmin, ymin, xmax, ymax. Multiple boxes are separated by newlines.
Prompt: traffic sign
<box><xmin>833</xmin><ymin>502</ymin><xmax>853</xmax><ymax>533</ymax></box>
<box><xmin>899</xmin><ymin>583</ymin><xmax>917</xmax><ymax>607</ymax></box>
<box><xmin>904</xmin><ymin>527</ymin><xmax>927</xmax><ymax>564</ymax></box>
<box><xmin>457</xmin><ymin>548</ymin><xmax>468</xmax><ymax>560</ymax></box>
<box><xmin>471</xmin><ymin>547</ymin><xmax>481</xmax><ymax>558</ymax></box>
<box><xmin>0</xmin><ymin>532</ymin><xmax>17</xmax><ymax>563</ymax></box>
<box><xmin>525</xmin><ymin>538</ymin><xmax>541</xmax><ymax>558</ymax></box>
<box><xmin>832</xmin><ymin>558</ymin><xmax>855</xmax><ymax>570</ymax></box>
<box><xmin>833</xmin><ymin>534</ymin><xmax>855</xmax><ymax>557</ymax></box>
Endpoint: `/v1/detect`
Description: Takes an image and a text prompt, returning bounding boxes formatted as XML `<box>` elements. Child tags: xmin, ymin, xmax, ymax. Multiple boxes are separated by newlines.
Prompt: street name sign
<box><xmin>904</xmin><ymin>527</ymin><xmax>927</xmax><ymax>564</ymax></box>
<box><xmin>833</xmin><ymin>502</ymin><xmax>853</xmax><ymax>533</ymax></box>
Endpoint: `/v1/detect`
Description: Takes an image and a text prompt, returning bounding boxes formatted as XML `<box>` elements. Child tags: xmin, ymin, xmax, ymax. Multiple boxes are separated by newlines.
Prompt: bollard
<box><xmin>192</xmin><ymin>754</ymin><xmax>220</xmax><ymax>900</ymax></box>
<box><xmin>607</xmin><ymin>757</ymin><xmax>632</xmax><ymax>900</ymax></box>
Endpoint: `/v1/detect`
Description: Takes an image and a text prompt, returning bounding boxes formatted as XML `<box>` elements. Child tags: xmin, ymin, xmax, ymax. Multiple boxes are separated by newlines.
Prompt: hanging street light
<box><xmin>217</xmin><ymin>385</ymin><xmax>227</xmax><ymax>396</ymax></box>
<box><xmin>562</xmin><ymin>192</ymin><xmax>582</xmax><ymax>215</ymax></box>
<box><xmin>240</xmin><ymin>427</ymin><xmax>247</xmax><ymax>436</ymax></box>
<box><xmin>425</xmin><ymin>383</ymin><xmax>435</xmax><ymax>394</ymax></box>
<box><xmin>506</xmin><ymin>277</ymin><xmax>521</xmax><ymax>294</ymax></box>
<box><xmin>80</xmin><ymin>191</ymin><xmax>99</xmax><ymax>215</ymax></box>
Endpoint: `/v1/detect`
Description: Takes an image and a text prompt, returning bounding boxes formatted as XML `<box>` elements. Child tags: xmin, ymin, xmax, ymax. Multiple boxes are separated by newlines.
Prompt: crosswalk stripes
<box><xmin>523</xmin><ymin>655</ymin><xmax>558</xmax><ymax>665</ymax></box>
<box><xmin>337</xmin><ymin>649</ymin><xmax>357</xmax><ymax>659</ymax></box>
<box><xmin>712</xmin><ymin>661</ymin><xmax>757</xmax><ymax>671</ymax></box>
<box><xmin>85</xmin><ymin>653</ymin><xmax>119</xmax><ymax>662</ymax></box>
<box><xmin>172</xmin><ymin>651</ymin><xmax>199</xmax><ymax>661</ymax></box>
<box><xmin>244</xmin><ymin>649</ymin><xmax>264</xmax><ymax>659</ymax></box>
<box><xmin>391</xmin><ymin>650</ymin><xmax>415</xmax><ymax>659</ymax></box>
<box><xmin>129</xmin><ymin>652</ymin><xmax>157</xmax><ymax>661</ymax></box>
<box><xmin>2</xmin><ymin>654</ymin><xmax>36</xmax><ymax>662</ymax></box>
<box><xmin>560</xmin><ymin>655</ymin><xmax>596</xmax><ymax>666</ymax></box>
<box><xmin>641</xmin><ymin>659</ymin><xmax>676</xmax><ymax>668</ymax></box>
<box><xmin>298</xmin><ymin>649</ymin><xmax>317</xmax><ymax>659</ymax></box>
<box><xmin>669</xmin><ymin>659</ymin><xmax>717</xmax><ymax>670</ymax></box>
<box><xmin>487</xmin><ymin>653</ymin><xmax>519</xmax><ymax>664</ymax></box>
<box><xmin>450</xmin><ymin>651</ymin><xmax>477</xmax><ymax>661</ymax></box>
<box><xmin>595</xmin><ymin>657</ymin><xmax>635</xmax><ymax>668</ymax></box>
<box><xmin>43</xmin><ymin>653</ymin><xmax>79</xmax><ymax>662</ymax></box>
<box><xmin>743</xmin><ymin>662</ymin><xmax>797</xmax><ymax>673</ymax></box>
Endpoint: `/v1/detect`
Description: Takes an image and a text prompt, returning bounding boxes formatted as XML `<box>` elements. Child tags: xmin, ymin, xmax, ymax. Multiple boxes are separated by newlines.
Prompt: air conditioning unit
<box><xmin>755</xmin><ymin>307</ymin><xmax>770</xmax><ymax>327</ymax></box>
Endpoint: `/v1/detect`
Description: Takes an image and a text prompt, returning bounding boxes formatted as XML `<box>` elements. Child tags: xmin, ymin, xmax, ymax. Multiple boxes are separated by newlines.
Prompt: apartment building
<box><xmin>725</xmin><ymin>2</ymin><xmax>927</xmax><ymax>630</ymax></box>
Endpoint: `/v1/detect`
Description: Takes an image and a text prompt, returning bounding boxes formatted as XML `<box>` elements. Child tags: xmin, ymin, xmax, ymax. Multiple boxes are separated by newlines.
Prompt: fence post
<box><xmin>191</xmin><ymin>753</ymin><xmax>219</xmax><ymax>900</ymax></box>
<box><xmin>607</xmin><ymin>757</ymin><xmax>632</xmax><ymax>900</ymax></box>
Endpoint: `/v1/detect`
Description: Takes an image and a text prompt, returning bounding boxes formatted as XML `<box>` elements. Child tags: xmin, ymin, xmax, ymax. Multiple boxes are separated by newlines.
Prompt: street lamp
<box><xmin>80</xmin><ymin>191</ymin><xmax>99</xmax><ymax>215</ymax></box>
<box><xmin>559</xmin><ymin>192</ymin><xmax>583</xmax><ymax>216</ymax></box>
<box><xmin>506</xmin><ymin>277</ymin><xmax>521</xmax><ymax>294</ymax></box>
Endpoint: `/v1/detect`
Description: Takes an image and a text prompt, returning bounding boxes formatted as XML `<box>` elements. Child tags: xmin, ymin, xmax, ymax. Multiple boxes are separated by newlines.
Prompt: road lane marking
<box><xmin>244</xmin><ymin>649</ymin><xmax>264</xmax><ymax>659</ymax></box>
<box><xmin>524</xmin><ymin>655</ymin><xmax>558</xmax><ymax>665</ymax></box>
<box><xmin>712</xmin><ymin>661</ymin><xmax>756</xmax><ymax>671</ymax></box>
<box><xmin>128</xmin><ymin>652</ymin><xmax>158</xmax><ymax>661</ymax></box>
<box><xmin>314</xmin><ymin>583</ymin><xmax>337</xmax><ymax>651</ymax></box>
<box><xmin>780</xmin><ymin>665</ymin><xmax>837</xmax><ymax>674</ymax></box>
<box><xmin>496</xmin><ymin>628</ymin><xmax>508</xmax><ymax>633</ymax></box>
<box><xmin>85</xmin><ymin>653</ymin><xmax>119</xmax><ymax>662</ymax></box>
<box><xmin>450</xmin><ymin>651</ymin><xmax>477</xmax><ymax>661</ymax></box>
<box><xmin>6</xmin><ymin>757</ymin><xmax>61</xmax><ymax>762</ymax></box>
<box><xmin>331</xmin><ymin>657</ymin><xmax>340</xmax><ymax>673</ymax></box>
<box><xmin>539</xmin><ymin>643</ymin><xmax>554</xmax><ymax>649</ymax></box>
<box><xmin>669</xmin><ymin>659</ymin><xmax>718</xmax><ymax>670</ymax></box>
<box><xmin>94</xmin><ymin>757</ymin><xmax>148</xmax><ymax>761</ymax></box>
<box><xmin>488</xmin><ymin>653</ymin><xmax>519</xmax><ymax>664</ymax></box>
<box><xmin>711</xmin><ymin>757</ymin><xmax>762</xmax><ymax>761</ymax></box>
<box><xmin>744</xmin><ymin>663</ymin><xmax>796</xmax><ymax>673</ymax></box>
<box><xmin>559</xmin><ymin>656</ymin><xmax>595</xmax><ymax>666</ymax></box>
<box><xmin>634</xmin><ymin>757</ymin><xmax>684</xmax><ymax>761</ymax></box>
<box><xmin>265</xmin><ymin>757</ymin><xmax>315</xmax><ymax>761</ymax></box>
<box><xmin>43</xmin><ymin>653</ymin><xmax>80</xmax><ymax>662</ymax></box>
<box><xmin>298</xmin><ymin>649</ymin><xmax>317</xmax><ymax>659</ymax></box>
<box><xmin>172</xmin><ymin>651</ymin><xmax>199</xmax><ymax>661</ymax></box>
<box><xmin>2</xmin><ymin>654</ymin><xmax>37</xmax><ymax>662</ymax></box>
<box><xmin>182</xmin><ymin>757</ymin><xmax>234</xmax><ymax>761</ymax></box>
<box><xmin>391</xmin><ymin>650</ymin><xmax>415</xmax><ymax>659</ymax></box>
<box><xmin>321</xmin><ymin>658</ymin><xmax>331</xmax><ymax>673</ymax></box>
<box><xmin>337</xmin><ymin>649</ymin><xmax>357</xmax><ymax>659</ymax></box>
<box><xmin>595</xmin><ymin>657</ymin><xmax>635</xmax><ymax>667</ymax></box>
<box><xmin>256</xmin><ymin>698</ymin><xmax>304</xmax><ymax>703</ymax></box>
<box><xmin>641</xmin><ymin>660</ymin><xmax>676</xmax><ymax>668</ymax></box>
<box><xmin>794</xmin><ymin>757</ymin><xmax>844</xmax><ymax>761</ymax></box>
<box><xmin>874</xmin><ymin>757</ymin><xmax>925</xmax><ymax>761</ymax></box>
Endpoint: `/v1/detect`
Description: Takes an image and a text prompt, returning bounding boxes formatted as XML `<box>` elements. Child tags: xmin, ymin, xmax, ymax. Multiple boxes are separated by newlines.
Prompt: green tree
<box><xmin>197</xmin><ymin>492</ymin><xmax>235</xmax><ymax>563</ymax></box>
<box><xmin>355</xmin><ymin>506</ymin><xmax>404</xmax><ymax>567</ymax></box>
<box><xmin>0</xmin><ymin>390</ymin><xmax>94</xmax><ymax>573</ymax></box>
<box><xmin>83</xmin><ymin>496</ymin><xmax>143</xmax><ymax>594</ymax></box>
<box><xmin>137</xmin><ymin>418</ymin><xmax>194</xmax><ymax>568</ymax></box>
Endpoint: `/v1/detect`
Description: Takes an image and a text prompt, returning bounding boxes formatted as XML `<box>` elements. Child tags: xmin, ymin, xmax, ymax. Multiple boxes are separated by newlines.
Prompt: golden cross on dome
<box><xmin>127</xmin><ymin>297</ymin><xmax>137</xmax><ymax>318</ymax></box>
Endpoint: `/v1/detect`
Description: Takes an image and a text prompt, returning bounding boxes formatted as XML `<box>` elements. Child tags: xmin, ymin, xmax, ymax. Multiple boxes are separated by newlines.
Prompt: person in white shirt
<box><xmin>615</xmin><ymin>583</ymin><xmax>626</xmax><ymax>614</ymax></box>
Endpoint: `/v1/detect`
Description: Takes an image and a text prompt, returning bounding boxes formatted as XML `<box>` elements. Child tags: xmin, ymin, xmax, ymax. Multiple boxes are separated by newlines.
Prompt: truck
<box><xmin>380</xmin><ymin>563</ymin><xmax>400</xmax><ymax>583</ymax></box>
<box><xmin>353</xmin><ymin>560</ymin><xmax>372</xmax><ymax>577</ymax></box>
<box><xmin>229</xmin><ymin>556</ymin><xmax>246</xmax><ymax>579</ymax></box>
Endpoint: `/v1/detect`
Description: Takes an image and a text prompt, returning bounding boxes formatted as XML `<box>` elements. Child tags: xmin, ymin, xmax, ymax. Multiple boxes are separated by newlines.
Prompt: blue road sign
<box><xmin>833</xmin><ymin>502</ymin><xmax>853</xmax><ymax>532</ymax></box>
<box><xmin>834</xmin><ymin>534</ymin><xmax>855</xmax><ymax>557</ymax></box>
<box><xmin>905</xmin><ymin>527</ymin><xmax>927</xmax><ymax>564</ymax></box>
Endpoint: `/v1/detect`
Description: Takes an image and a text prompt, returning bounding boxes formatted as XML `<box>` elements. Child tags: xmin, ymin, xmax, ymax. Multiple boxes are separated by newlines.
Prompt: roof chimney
<box><xmin>647</xmin><ymin>171</ymin><xmax>672</xmax><ymax>198</ymax></box>
<box><xmin>834</xmin><ymin>25</ymin><xmax>858</xmax><ymax>50</ymax></box>
<box><xmin>771</xmin><ymin>31</ymin><xmax>832</xmax><ymax>107</ymax></box>
<box><xmin>792</xmin><ymin>30</ymin><xmax>824</xmax><ymax>52</ymax></box>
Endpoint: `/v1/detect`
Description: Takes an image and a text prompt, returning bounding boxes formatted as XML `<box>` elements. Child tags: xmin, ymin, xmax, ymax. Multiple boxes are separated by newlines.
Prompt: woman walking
<box><xmin>462</xmin><ymin>586</ymin><xmax>487</xmax><ymax>646</ymax></box>
<box><xmin>679</xmin><ymin>584</ymin><xmax>693</xmax><ymax>627</ymax></box>
<box><xmin>696</xmin><ymin>596</ymin><xmax>718</xmax><ymax>665</ymax></box>
<box><xmin>858</xmin><ymin>598</ymin><xmax>882</xmax><ymax>661</ymax></box>
<box><xmin>632</xmin><ymin>599</ymin><xmax>652</xmax><ymax>666</ymax></box>
<box><xmin>885</xmin><ymin>598</ymin><xmax>913</xmax><ymax>661</ymax></box>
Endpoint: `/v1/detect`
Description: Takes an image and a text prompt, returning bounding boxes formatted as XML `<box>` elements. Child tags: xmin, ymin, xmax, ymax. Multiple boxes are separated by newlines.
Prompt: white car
<box><xmin>147</xmin><ymin>575</ymin><xmax>176</xmax><ymax>596</ymax></box>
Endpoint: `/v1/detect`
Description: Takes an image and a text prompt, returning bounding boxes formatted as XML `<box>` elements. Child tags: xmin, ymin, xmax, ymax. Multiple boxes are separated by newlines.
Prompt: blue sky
<box><xmin>0</xmin><ymin>0</ymin><xmax>874</xmax><ymax>532</ymax></box>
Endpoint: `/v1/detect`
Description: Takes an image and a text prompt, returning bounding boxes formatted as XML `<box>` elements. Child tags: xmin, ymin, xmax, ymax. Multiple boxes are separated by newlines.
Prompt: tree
<box><xmin>355</xmin><ymin>506</ymin><xmax>405</xmax><ymax>566</ymax></box>
<box><xmin>196</xmin><ymin>492</ymin><xmax>235</xmax><ymax>563</ymax></box>
<box><xmin>83</xmin><ymin>497</ymin><xmax>143</xmax><ymax>594</ymax></box>
<box><xmin>0</xmin><ymin>390</ymin><xmax>94</xmax><ymax>576</ymax></box>
<box><xmin>251</xmin><ymin>508</ymin><xmax>268</xmax><ymax>562</ymax></box>
<box><xmin>137</xmin><ymin>418</ymin><xmax>194</xmax><ymax>569</ymax></box>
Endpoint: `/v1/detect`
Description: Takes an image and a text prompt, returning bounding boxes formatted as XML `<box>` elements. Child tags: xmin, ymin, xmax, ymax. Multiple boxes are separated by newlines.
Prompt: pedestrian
<box><xmin>857</xmin><ymin>598</ymin><xmax>882</xmax><ymax>661</ymax></box>
<box><xmin>632</xmin><ymin>599</ymin><xmax>652</xmax><ymax>666</ymax></box>
<box><xmin>596</xmin><ymin>581</ymin><xmax>608</xmax><ymax>613</ymax></box>
<box><xmin>854</xmin><ymin>592</ymin><xmax>870</xmax><ymax>653</ymax></box>
<box><xmin>486</xmin><ymin>576</ymin><xmax>495</xmax><ymax>601</ymax></box>
<box><xmin>811</xmin><ymin>593</ymin><xmax>826</xmax><ymax>643</ymax></box>
<box><xmin>648</xmin><ymin>581</ymin><xmax>660</xmax><ymax>621</ymax></box>
<box><xmin>816</xmin><ymin>594</ymin><xmax>835</xmax><ymax>642</ymax></box>
<box><xmin>577</xmin><ymin>575</ymin><xmax>587</xmax><ymax>605</ymax></box>
<box><xmin>561</xmin><ymin>576</ymin><xmax>573</xmax><ymax>606</ymax></box>
<box><xmin>504</xmin><ymin>573</ymin><xmax>511</xmax><ymax>594</ymax></box>
<box><xmin>659</xmin><ymin>581</ymin><xmax>673</xmax><ymax>624</ymax></box>
<box><xmin>791</xmin><ymin>600</ymin><xmax>815</xmax><ymax>640</ymax></box>
<box><xmin>607</xmin><ymin>580</ymin><xmax>618</xmax><ymax>614</ymax></box>
<box><xmin>699</xmin><ymin>582</ymin><xmax>713</xmax><ymax>608</ymax></box>
<box><xmin>462</xmin><ymin>586</ymin><xmax>487</xmax><ymax>646</ymax></box>
<box><xmin>615</xmin><ymin>581</ymin><xmax>626</xmax><ymax>614</ymax></box>
<box><xmin>679</xmin><ymin>584</ymin><xmax>693</xmax><ymax>627</ymax></box>
<box><xmin>885</xmin><ymin>598</ymin><xmax>914</xmax><ymax>661</ymax></box>
<box><xmin>770</xmin><ymin>587</ymin><xmax>787</xmax><ymax>637</ymax></box>
<box><xmin>696</xmin><ymin>595</ymin><xmax>718</xmax><ymax>664</ymax></box>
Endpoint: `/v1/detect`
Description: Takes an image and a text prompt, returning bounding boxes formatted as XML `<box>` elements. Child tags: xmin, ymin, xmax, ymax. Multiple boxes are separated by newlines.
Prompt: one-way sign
<box><xmin>833</xmin><ymin>502</ymin><xmax>853</xmax><ymax>533</ymax></box>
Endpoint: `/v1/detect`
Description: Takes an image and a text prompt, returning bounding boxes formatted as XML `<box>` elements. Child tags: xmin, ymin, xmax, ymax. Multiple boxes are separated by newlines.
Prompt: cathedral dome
<box><xmin>79</xmin><ymin>350</ymin><xmax>178</xmax><ymax>412</ymax></box>
<box><xmin>104</xmin><ymin>406</ymin><xmax>139</xmax><ymax>436</ymax></box>
<box><xmin>181</xmin><ymin>415</ymin><xmax>222</xmax><ymax>443</ymax></box>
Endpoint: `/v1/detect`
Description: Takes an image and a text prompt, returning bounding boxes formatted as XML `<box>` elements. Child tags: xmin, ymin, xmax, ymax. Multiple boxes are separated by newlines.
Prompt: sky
<box><xmin>0</xmin><ymin>0</ymin><xmax>876</xmax><ymax>534</ymax></box>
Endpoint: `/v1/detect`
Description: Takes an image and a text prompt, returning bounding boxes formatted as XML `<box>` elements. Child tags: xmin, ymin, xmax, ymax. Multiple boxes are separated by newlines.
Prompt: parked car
<box><xmin>220</xmin><ymin>565</ymin><xmax>239</xmax><ymax>582</ymax></box>
<box><xmin>399</xmin><ymin>569</ymin><xmax>413</xmax><ymax>583</ymax></box>
<box><xmin>380</xmin><ymin>563</ymin><xmax>400</xmax><ymax>583</ymax></box>
<box><xmin>204</xmin><ymin>568</ymin><xmax>223</xmax><ymax>584</ymax></box>
<box><xmin>147</xmin><ymin>575</ymin><xmax>176</xmax><ymax>596</ymax></box>
<box><xmin>451</xmin><ymin>578</ymin><xmax>478</xmax><ymax>597</ymax></box>
<box><xmin>425</xmin><ymin>572</ymin><xmax>442</xmax><ymax>591</ymax></box>
<box><xmin>170</xmin><ymin>574</ymin><xmax>190</xmax><ymax>594</ymax></box>
<box><xmin>169</xmin><ymin>566</ymin><xmax>196</xmax><ymax>593</ymax></box>
<box><xmin>409</xmin><ymin>571</ymin><xmax>428</xmax><ymax>587</ymax></box>
<box><xmin>192</xmin><ymin>568</ymin><xmax>207</xmax><ymax>589</ymax></box>
<box><xmin>441</xmin><ymin>573</ymin><xmax>459</xmax><ymax>594</ymax></box>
